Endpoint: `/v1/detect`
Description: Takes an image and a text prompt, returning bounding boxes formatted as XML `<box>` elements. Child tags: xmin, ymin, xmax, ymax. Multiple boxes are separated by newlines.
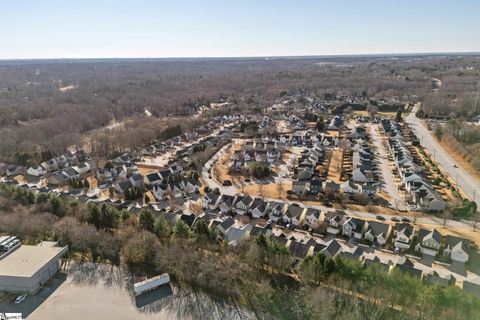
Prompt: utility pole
<box><xmin>474</xmin><ymin>80</ymin><xmax>480</xmax><ymax>114</ymax></box>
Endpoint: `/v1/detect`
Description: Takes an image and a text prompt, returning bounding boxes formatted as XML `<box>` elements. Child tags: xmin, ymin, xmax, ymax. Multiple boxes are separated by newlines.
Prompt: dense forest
<box><xmin>0</xmin><ymin>54</ymin><xmax>478</xmax><ymax>161</ymax></box>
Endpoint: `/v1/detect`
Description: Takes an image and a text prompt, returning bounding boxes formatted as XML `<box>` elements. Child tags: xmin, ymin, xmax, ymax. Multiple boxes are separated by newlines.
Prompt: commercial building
<box><xmin>0</xmin><ymin>241</ymin><xmax>68</xmax><ymax>293</ymax></box>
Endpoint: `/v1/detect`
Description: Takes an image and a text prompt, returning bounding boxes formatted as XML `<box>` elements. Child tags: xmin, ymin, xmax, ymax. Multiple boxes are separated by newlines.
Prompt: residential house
<box><xmin>320</xmin><ymin>239</ymin><xmax>342</xmax><ymax>258</ymax></box>
<box><xmin>41</xmin><ymin>159</ymin><xmax>59</xmax><ymax>172</ymax></box>
<box><xmin>305</xmin><ymin>208</ymin><xmax>321</xmax><ymax>228</ymax></box>
<box><xmin>216</xmin><ymin>217</ymin><xmax>235</xmax><ymax>235</ymax></box>
<box><xmin>323</xmin><ymin>180</ymin><xmax>340</xmax><ymax>195</ymax></box>
<box><xmin>283</xmin><ymin>205</ymin><xmax>305</xmax><ymax>226</ymax></box>
<box><xmin>219</xmin><ymin>194</ymin><xmax>237</xmax><ymax>213</ymax></box>
<box><xmin>268</xmin><ymin>201</ymin><xmax>285</xmax><ymax>221</ymax></box>
<box><xmin>363</xmin><ymin>254</ymin><xmax>393</xmax><ymax>272</ymax></box>
<box><xmin>289</xmin><ymin>241</ymin><xmax>313</xmax><ymax>260</ymax></box>
<box><xmin>202</xmin><ymin>192</ymin><xmax>221</xmax><ymax>210</ymax></box>
<box><xmin>396</xmin><ymin>257</ymin><xmax>423</xmax><ymax>279</ymax></box>
<box><xmin>27</xmin><ymin>165</ymin><xmax>46</xmax><ymax>177</ymax></box>
<box><xmin>393</xmin><ymin>223</ymin><xmax>415</xmax><ymax>250</ymax></box>
<box><xmin>415</xmin><ymin>228</ymin><xmax>441</xmax><ymax>257</ymax></box>
<box><xmin>5</xmin><ymin>165</ymin><xmax>26</xmax><ymax>177</ymax></box>
<box><xmin>47</xmin><ymin>172</ymin><xmax>69</xmax><ymax>186</ymax></box>
<box><xmin>72</xmin><ymin>162</ymin><xmax>91</xmax><ymax>176</ymax></box>
<box><xmin>224</xmin><ymin>224</ymin><xmax>253</xmax><ymax>246</ymax></box>
<box><xmin>114</xmin><ymin>179</ymin><xmax>134</xmax><ymax>194</ymax></box>
<box><xmin>235</xmin><ymin>196</ymin><xmax>254</xmax><ymax>215</ymax></box>
<box><xmin>183</xmin><ymin>178</ymin><xmax>200</xmax><ymax>194</ymax></box>
<box><xmin>444</xmin><ymin>235</ymin><xmax>470</xmax><ymax>264</ymax></box>
<box><xmin>309</xmin><ymin>179</ymin><xmax>323</xmax><ymax>194</ymax></box>
<box><xmin>144</xmin><ymin>172</ymin><xmax>163</xmax><ymax>186</ymax></box>
<box><xmin>364</xmin><ymin>221</ymin><xmax>391</xmax><ymax>246</ymax></box>
<box><xmin>342</xmin><ymin>217</ymin><xmax>367</xmax><ymax>239</ymax></box>
<box><xmin>292</xmin><ymin>180</ymin><xmax>310</xmax><ymax>196</ymax></box>
<box><xmin>340</xmin><ymin>180</ymin><xmax>361</xmax><ymax>198</ymax></box>
<box><xmin>423</xmin><ymin>270</ymin><xmax>456</xmax><ymax>288</ymax></box>
<box><xmin>251</xmin><ymin>199</ymin><xmax>268</xmax><ymax>218</ymax></box>
<box><xmin>325</xmin><ymin>210</ymin><xmax>346</xmax><ymax>235</ymax></box>
<box><xmin>129</xmin><ymin>173</ymin><xmax>144</xmax><ymax>188</ymax></box>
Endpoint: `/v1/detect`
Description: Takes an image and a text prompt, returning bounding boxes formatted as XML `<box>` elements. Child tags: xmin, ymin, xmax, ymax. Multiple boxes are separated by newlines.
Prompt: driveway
<box><xmin>406</xmin><ymin>104</ymin><xmax>480</xmax><ymax>206</ymax></box>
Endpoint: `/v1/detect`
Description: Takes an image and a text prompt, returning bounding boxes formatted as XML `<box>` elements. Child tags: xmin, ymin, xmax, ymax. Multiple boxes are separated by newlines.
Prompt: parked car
<box><xmin>244</xmin><ymin>178</ymin><xmax>251</xmax><ymax>183</ymax></box>
<box><xmin>14</xmin><ymin>294</ymin><xmax>27</xmax><ymax>304</ymax></box>
<box><xmin>391</xmin><ymin>217</ymin><xmax>400</xmax><ymax>222</ymax></box>
<box><xmin>324</xmin><ymin>201</ymin><xmax>333</xmax><ymax>208</ymax></box>
<box><xmin>401</xmin><ymin>218</ymin><xmax>412</xmax><ymax>223</ymax></box>
<box><xmin>223</xmin><ymin>180</ymin><xmax>232</xmax><ymax>186</ymax></box>
<box><xmin>376</xmin><ymin>215</ymin><xmax>386</xmax><ymax>221</ymax></box>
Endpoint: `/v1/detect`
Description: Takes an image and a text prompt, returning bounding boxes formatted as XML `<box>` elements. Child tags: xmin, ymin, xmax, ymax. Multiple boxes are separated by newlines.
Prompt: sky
<box><xmin>1</xmin><ymin>0</ymin><xmax>479</xmax><ymax>59</ymax></box>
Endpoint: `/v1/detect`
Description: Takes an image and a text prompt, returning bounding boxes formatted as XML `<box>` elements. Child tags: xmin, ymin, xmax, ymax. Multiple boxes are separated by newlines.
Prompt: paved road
<box><xmin>369</xmin><ymin>125</ymin><xmax>407</xmax><ymax>211</ymax></box>
<box><xmin>406</xmin><ymin>104</ymin><xmax>480</xmax><ymax>206</ymax></box>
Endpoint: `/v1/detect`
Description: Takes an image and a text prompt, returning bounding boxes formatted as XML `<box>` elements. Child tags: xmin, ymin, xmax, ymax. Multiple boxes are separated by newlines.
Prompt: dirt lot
<box><xmin>327</xmin><ymin>148</ymin><xmax>342</xmax><ymax>183</ymax></box>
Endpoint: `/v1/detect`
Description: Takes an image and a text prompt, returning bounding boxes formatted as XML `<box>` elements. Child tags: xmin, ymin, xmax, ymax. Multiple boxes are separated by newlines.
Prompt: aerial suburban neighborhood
<box><xmin>1</xmin><ymin>2</ymin><xmax>480</xmax><ymax>318</ymax></box>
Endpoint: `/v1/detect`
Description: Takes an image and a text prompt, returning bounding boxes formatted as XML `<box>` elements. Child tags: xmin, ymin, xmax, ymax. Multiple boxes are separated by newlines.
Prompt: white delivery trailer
<box><xmin>133</xmin><ymin>273</ymin><xmax>170</xmax><ymax>295</ymax></box>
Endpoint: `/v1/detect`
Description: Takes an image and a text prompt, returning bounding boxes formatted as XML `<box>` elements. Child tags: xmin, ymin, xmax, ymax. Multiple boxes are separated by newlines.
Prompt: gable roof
<box><xmin>305</xmin><ymin>208</ymin><xmax>321</xmax><ymax>219</ymax></box>
<box><xmin>366</xmin><ymin>221</ymin><xmax>390</xmax><ymax>238</ymax></box>
<box><xmin>417</xmin><ymin>228</ymin><xmax>441</xmax><ymax>244</ymax></box>
<box><xmin>146</xmin><ymin>172</ymin><xmax>162</xmax><ymax>182</ymax></box>
<box><xmin>321</xmin><ymin>239</ymin><xmax>342</xmax><ymax>257</ymax></box>
<box><xmin>289</xmin><ymin>241</ymin><xmax>312</xmax><ymax>259</ymax></box>
<box><xmin>218</xmin><ymin>217</ymin><xmax>235</xmax><ymax>231</ymax></box>
<box><xmin>394</xmin><ymin>223</ymin><xmax>414</xmax><ymax>238</ymax></box>
<box><xmin>285</xmin><ymin>205</ymin><xmax>304</xmax><ymax>218</ymax></box>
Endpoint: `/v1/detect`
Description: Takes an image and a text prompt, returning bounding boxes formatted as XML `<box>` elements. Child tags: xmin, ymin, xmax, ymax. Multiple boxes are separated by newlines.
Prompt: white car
<box><xmin>14</xmin><ymin>294</ymin><xmax>27</xmax><ymax>304</ymax></box>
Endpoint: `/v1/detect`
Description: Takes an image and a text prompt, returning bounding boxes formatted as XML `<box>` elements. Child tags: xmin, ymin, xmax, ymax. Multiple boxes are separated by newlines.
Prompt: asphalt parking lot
<box><xmin>0</xmin><ymin>273</ymin><xmax>67</xmax><ymax>318</ymax></box>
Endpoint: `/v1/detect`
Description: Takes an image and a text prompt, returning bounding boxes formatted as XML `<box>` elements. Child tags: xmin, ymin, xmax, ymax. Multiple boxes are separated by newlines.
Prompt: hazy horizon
<box><xmin>0</xmin><ymin>51</ymin><xmax>479</xmax><ymax>62</ymax></box>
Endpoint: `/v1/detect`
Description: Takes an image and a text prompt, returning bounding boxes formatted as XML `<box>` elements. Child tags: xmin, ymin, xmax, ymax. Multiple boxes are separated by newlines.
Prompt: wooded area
<box><xmin>1</xmin><ymin>54</ymin><xmax>467</xmax><ymax>161</ymax></box>
<box><xmin>0</xmin><ymin>183</ymin><xmax>479</xmax><ymax>319</ymax></box>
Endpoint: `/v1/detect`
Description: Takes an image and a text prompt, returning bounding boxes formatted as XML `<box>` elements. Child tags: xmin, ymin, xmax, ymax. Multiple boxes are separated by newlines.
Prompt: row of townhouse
<box><xmin>340</xmin><ymin>127</ymin><xmax>379</xmax><ymax>199</ymax></box>
<box><xmin>214</xmin><ymin>218</ymin><xmax>464</xmax><ymax>289</ymax></box>
<box><xmin>2</xmin><ymin>151</ymin><xmax>89</xmax><ymax>181</ymax></box>
<box><xmin>382</xmin><ymin>119</ymin><xmax>446</xmax><ymax>212</ymax></box>
<box><xmin>326</xmin><ymin>210</ymin><xmax>472</xmax><ymax>269</ymax></box>
<box><xmin>259</xmin><ymin>131</ymin><xmax>340</xmax><ymax>149</ymax></box>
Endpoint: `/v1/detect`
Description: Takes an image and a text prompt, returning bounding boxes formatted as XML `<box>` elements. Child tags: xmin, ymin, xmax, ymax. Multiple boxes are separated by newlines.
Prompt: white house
<box><xmin>415</xmin><ymin>228</ymin><xmax>441</xmax><ymax>257</ymax></box>
<box><xmin>393</xmin><ymin>223</ymin><xmax>414</xmax><ymax>250</ymax></box>
<box><xmin>219</xmin><ymin>194</ymin><xmax>237</xmax><ymax>213</ymax></box>
<box><xmin>27</xmin><ymin>165</ymin><xmax>46</xmax><ymax>177</ymax></box>
<box><xmin>268</xmin><ymin>202</ymin><xmax>285</xmax><ymax>221</ymax></box>
<box><xmin>444</xmin><ymin>235</ymin><xmax>470</xmax><ymax>263</ymax></box>
<box><xmin>202</xmin><ymin>192</ymin><xmax>221</xmax><ymax>210</ymax></box>
<box><xmin>235</xmin><ymin>196</ymin><xmax>254</xmax><ymax>215</ymax></box>
<box><xmin>326</xmin><ymin>211</ymin><xmax>346</xmax><ymax>235</ymax></box>
<box><xmin>304</xmin><ymin>208</ymin><xmax>321</xmax><ymax>228</ymax></box>
<box><xmin>251</xmin><ymin>199</ymin><xmax>268</xmax><ymax>218</ymax></box>
<box><xmin>342</xmin><ymin>218</ymin><xmax>367</xmax><ymax>239</ymax></box>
